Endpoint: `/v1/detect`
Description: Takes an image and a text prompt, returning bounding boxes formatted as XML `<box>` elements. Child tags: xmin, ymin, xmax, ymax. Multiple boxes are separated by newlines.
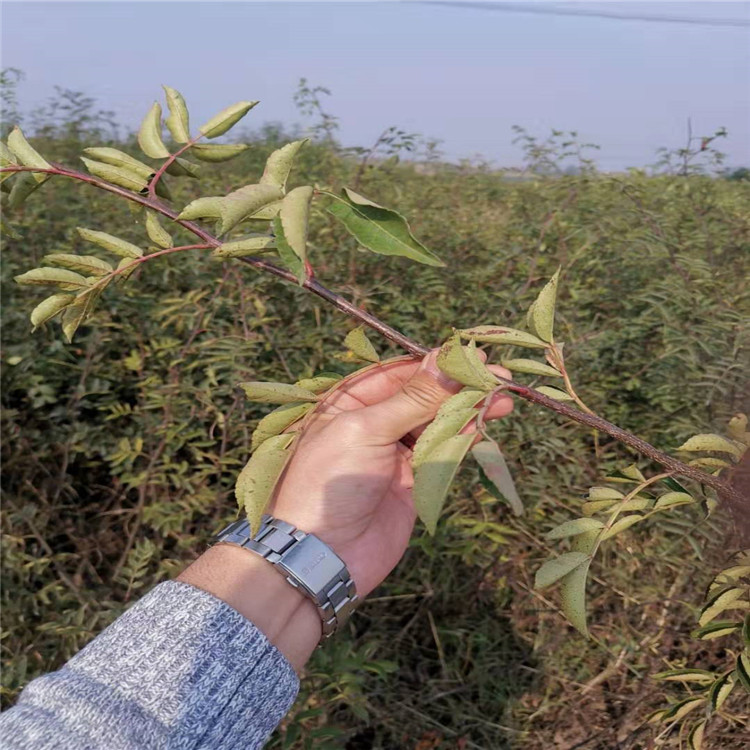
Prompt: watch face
<box><xmin>277</xmin><ymin>535</ymin><xmax>347</xmax><ymax>600</ymax></box>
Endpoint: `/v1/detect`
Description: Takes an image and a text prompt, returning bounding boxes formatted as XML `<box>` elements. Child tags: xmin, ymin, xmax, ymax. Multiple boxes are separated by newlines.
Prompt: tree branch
<box><xmin>2</xmin><ymin>162</ymin><xmax>743</xmax><ymax>504</ymax></box>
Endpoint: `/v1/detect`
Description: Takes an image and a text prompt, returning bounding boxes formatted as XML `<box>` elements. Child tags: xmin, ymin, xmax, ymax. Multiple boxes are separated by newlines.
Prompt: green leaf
<box><xmin>43</xmin><ymin>254</ymin><xmax>113</xmax><ymax>277</ymax></box>
<box><xmin>526</xmin><ymin>267</ymin><xmax>560</xmax><ymax>342</ymax></box>
<box><xmin>559</xmin><ymin>530</ymin><xmax>598</xmax><ymax>636</ymax></box>
<box><xmin>138</xmin><ymin>102</ymin><xmax>170</xmax><ymax>159</ymax></box>
<box><xmin>15</xmin><ymin>267</ymin><xmax>91</xmax><ymax>291</ymax></box>
<box><xmin>689</xmin><ymin>457</ymin><xmax>732</xmax><ymax>470</ymax></box>
<box><xmin>414</xmin><ymin>433</ymin><xmax>474</xmax><ymax>534</ymax></box>
<box><xmin>219</xmin><ymin>184</ymin><xmax>283</xmax><ymax>235</ymax></box>
<box><xmin>605</xmin><ymin>464</ymin><xmax>646</xmax><ymax>484</ymax></box>
<box><xmin>80</xmin><ymin>157</ymin><xmax>148</xmax><ymax>193</ymax></box>
<box><xmin>699</xmin><ymin>587</ymin><xmax>746</xmax><ymax>626</ymax></box>
<box><xmin>251</xmin><ymin>402</ymin><xmax>314</xmax><ymax>451</ymax></box>
<box><xmin>471</xmin><ymin>440</ymin><xmax>523</xmax><ymax>516</ymax></box>
<box><xmin>8</xmin><ymin>172</ymin><xmax>42</xmax><ymax>209</ymax></box>
<box><xmin>738</xmin><ymin>653</ymin><xmax>750</xmax><ymax>694</ymax></box>
<box><xmin>247</xmin><ymin>200</ymin><xmax>282</xmax><ymax>221</ymax></box>
<box><xmin>200</xmin><ymin>100</ymin><xmax>259</xmax><ymax>138</ymax></box>
<box><xmin>165</xmin><ymin>158</ymin><xmax>201</xmax><ymax>178</ymax></box>
<box><xmin>7</xmin><ymin>127</ymin><xmax>51</xmax><ymax>183</ymax></box>
<box><xmin>295</xmin><ymin>373</ymin><xmax>343</xmax><ymax>394</ymax></box>
<box><xmin>545</xmin><ymin>518</ymin><xmax>604</xmax><ymax>540</ymax></box>
<box><xmin>687</xmin><ymin>720</ymin><xmax>706</xmax><ymax>750</ymax></box>
<box><xmin>663</xmin><ymin>697</ymin><xmax>705</xmax><ymax>722</ymax></box>
<box><xmin>457</xmin><ymin>326</ymin><xmax>547</xmax><ymax>349</ymax></box>
<box><xmin>0</xmin><ymin>141</ymin><xmax>18</xmax><ymax>166</ymax></box>
<box><xmin>82</xmin><ymin>148</ymin><xmax>153</xmax><ymax>180</ymax></box>
<box><xmin>582</xmin><ymin>500</ymin><xmax>618</xmax><ymax>516</ymax></box>
<box><xmin>534</xmin><ymin>551</ymin><xmax>589</xmax><ymax>590</ymax></box>
<box><xmin>0</xmin><ymin>217</ymin><xmax>20</xmax><ymax>239</ymax></box>
<box><xmin>273</xmin><ymin>216</ymin><xmax>305</xmax><ymax>283</ymax></box>
<box><xmin>588</xmin><ymin>487</ymin><xmax>625</xmax><ymax>501</ymax></box>
<box><xmin>191</xmin><ymin>143</ymin><xmax>250</xmax><ymax>162</ymax></box>
<box><xmin>238</xmin><ymin>381</ymin><xmax>319</xmax><ymax>404</ymax></box>
<box><xmin>708</xmin><ymin>671</ymin><xmax>736</xmax><ymax>710</ymax></box>
<box><xmin>61</xmin><ymin>288</ymin><xmax>100</xmax><ymax>343</ymax></box>
<box><xmin>162</xmin><ymin>85</ymin><xmax>190</xmax><ymax>143</ymax></box>
<box><xmin>600</xmin><ymin>514</ymin><xmax>644</xmax><ymax>540</ymax></box>
<box><xmin>30</xmin><ymin>293</ymin><xmax>75</xmax><ymax>329</ymax></box>
<box><xmin>278</xmin><ymin>185</ymin><xmax>313</xmax><ymax>277</ymax></box>
<box><xmin>236</xmin><ymin>433</ymin><xmax>294</xmax><ymax>535</ymax></box>
<box><xmin>501</xmin><ymin>358</ymin><xmax>562</xmax><ymax>378</ymax></box>
<box><xmin>145</xmin><ymin>212</ymin><xmax>173</xmax><ymax>249</ymax></box>
<box><xmin>259</xmin><ymin>139</ymin><xmax>308</xmax><ymax>191</ymax></box>
<box><xmin>344</xmin><ymin>325</ymin><xmax>380</xmax><ymax>363</ymax></box>
<box><xmin>437</xmin><ymin>334</ymin><xmax>498</xmax><ymax>391</ymax></box>
<box><xmin>77</xmin><ymin>228</ymin><xmax>144</xmax><ymax>259</ymax></box>
<box><xmin>677</xmin><ymin>433</ymin><xmax>744</xmax><ymax>459</ymax></box>
<box><xmin>177</xmin><ymin>196</ymin><xmax>223</xmax><ymax>222</ymax></box>
<box><xmin>652</xmin><ymin>669</ymin><xmax>716</xmax><ymax>684</ymax></box>
<box><xmin>115</xmin><ymin>257</ymin><xmax>139</xmax><ymax>283</ymax></box>
<box><xmin>654</xmin><ymin>491</ymin><xmax>695</xmax><ymax>510</ymax></box>
<box><xmin>412</xmin><ymin>390</ymin><xmax>483</xmax><ymax>469</ymax></box>
<box><xmin>327</xmin><ymin>188</ymin><xmax>444</xmax><ymax>267</ymax></box>
<box><xmin>536</xmin><ymin>386</ymin><xmax>574</xmax><ymax>401</ymax></box>
<box><xmin>662</xmin><ymin>476</ymin><xmax>690</xmax><ymax>494</ymax></box>
<box><xmin>691</xmin><ymin>621</ymin><xmax>741</xmax><ymax>640</ymax></box>
<box><xmin>212</xmin><ymin>235</ymin><xmax>275</xmax><ymax>258</ymax></box>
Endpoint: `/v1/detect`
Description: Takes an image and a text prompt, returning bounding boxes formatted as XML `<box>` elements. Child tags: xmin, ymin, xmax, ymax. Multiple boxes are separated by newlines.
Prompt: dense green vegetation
<box><xmin>2</xmin><ymin>83</ymin><xmax>749</xmax><ymax>748</ymax></box>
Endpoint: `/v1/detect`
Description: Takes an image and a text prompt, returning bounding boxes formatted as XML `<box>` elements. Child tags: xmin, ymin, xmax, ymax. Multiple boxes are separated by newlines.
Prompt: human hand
<box><xmin>271</xmin><ymin>350</ymin><xmax>514</xmax><ymax>597</ymax></box>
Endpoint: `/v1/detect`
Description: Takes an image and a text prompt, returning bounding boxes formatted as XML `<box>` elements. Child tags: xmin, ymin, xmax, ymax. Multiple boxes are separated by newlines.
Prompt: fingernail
<box><xmin>421</xmin><ymin>351</ymin><xmax>457</xmax><ymax>389</ymax></box>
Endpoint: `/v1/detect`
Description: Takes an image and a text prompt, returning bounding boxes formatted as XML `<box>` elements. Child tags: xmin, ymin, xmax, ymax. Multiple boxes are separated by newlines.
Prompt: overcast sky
<box><xmin>2</xmin><ymin>1</ymin><xmax>748</xmax><ymax>170</ymax></box>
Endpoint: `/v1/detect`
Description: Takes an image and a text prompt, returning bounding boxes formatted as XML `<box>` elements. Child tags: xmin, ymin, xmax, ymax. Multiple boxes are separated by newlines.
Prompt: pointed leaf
<box><xmin>526</xmin><ymin>268</ymin><xmax>560</xmax><ymax>342</ymax></box>
<box><xmin>605</xmin><ymin>464</ymin><xmax>646</xmax><ymax>484</ymax></box>
<box><xmin>238</xmin><ymin>381</ymin><xmax>319</xmax><ymax>404</ymax></box>
<box><xmin>472</xmin><ymin>440</ymin><xmax>524</xmax><ymax>516</ymax></box>
<box><xmin>80</xmin><ymin>157</ymin><xmax>148</xmax><ymax>193</ymax></box>
<box><xmin>247</xmin><ymin>200</ymin><xmax>282</xmax><ymax>221</ymax></box>
<box><xmin>82</xmin><ymin>148</ymin><xmax>153</xmax><ymax>180</ymax></box>
<box><xmin>582</xmin><ymin>500</ymin><xmax>618</xmax><ymax>516</ymax></box>
<box><xmin>165</xmin><ymin>157</ymin><xmax>201</xmax><ymax>178</ymax></box>
<box><xmin>536</xmin><ymin>386</ymin><xmax>574</xmax><ymax>401</ymax></box>
<box><xmin>145</xmin><ymin>212</ymin><xmax>173</xmax><ymax>249</ymax></box>
<box><xmin>219</xmin><ymin>183</ymin><xmax>283</xmax><ymax>235</ymax></box>
<box><xmin>687</xmin><ymin>720</ymin><xmax>706</xmax><ymax>750</ymax></box>
<box><xmin>458</xmin><ymin>326</ymin><xmax>547</xmax><ymax>349</ymax></box>
<box><xmin>344</xmin><ymin>325</ymin><xmax>380</xmax><ymax>363</ymax></box>
<box><xmin>177</xmin><ymin>196</ymin><xmax>223</xmax><ymax>221</ymax></box>
<box><xmin>600</xmin><ymin>514</ymin><xmax>644</xmax><ymax>540</ymax></box>
<box><xmin>77</xmin><ymin>228</ymin><xmax>143</xmax><ymax>259</ymax></box>
<box><xmin>654</xmin><ymin>491</ymin><xmax>695</xmax><ymax>510</ymax></box>
<box><xmin>251</xmin><ymin>402</ymin><xmax>314</xmax><ymax>451</ymax></box>
<box><xmin>560</xmin><ymin>530</ymin><xmax>598</xmax><ymax>636</ymax></box>
<box><xmin>652</xmin><ymin>669</ymin><xmax>716</xmax><ymax>684</ymax></box>
<box><xmin>274</xmin><ymin>215</ymin><xmax>305</xmax><ymax>283</ymax></box>
<box><xmin>138</xmin><ymin>102</ymin><xmax>170</xmax><ymax>158</ymax></box>
<box><xmin>260</xmin><ymin>139</ymin><xmax>308</xmax><ymax>191</ymax></box>
<box><xmin>0</xmin><ymin>141</ymin><xmax>18</xmax><ymax>166</ymax></box>
<box><xmin>295</xmin><ymin>373</ymin><xmax>343</xmax><ymax>394</ymax></box>
<box><xmin>43</xmin><ymin>254</ymin><xmax>113</xmax><ymax>277</ymax></box>
<box><xmin>7</xmin><ymin>127</ymin><xmax>51</xmax><ymax>182</ymax></box>
<box><xmin>414</xmin><ymin>433</ymin><xmax>474</xmax><ymax>534</ymax></box>
<box><xmin>588</xmin><ymin>487</ymin><xmax>625</xmax><ymax>501</ymax></box>
<box><xmin>663</xmin><ymin>697</ymin><xmax>705</xmax><ymax>722</ymax></box>
<box><xmin>236</xmin><ymin>433</ymin><xmax>294</xmax><ymax>535</ymax></box>
<box><xmin>8</xmin><ymin>172</ymin><xmax>42</xmax><ymax>209</ymax></box>
<box><xmin>708</xmin><ymin>671</ymin><xmax>736</xmax><ymax>709</ymax></box>
<box><xmin>278</xmin><ymin>185</ymin><xmax>313</xmax><ymax>276</ymax></box>
<box><xmin>689</xmin><ymin>457</ymin><xmax>731</xmax><ymax>470</ymax></box>
<box><xmin>691</xmin><ymin>621</ymin><xmax>741</xmax><ymax>640</ymax></box>
<box><xmin>677</xmin><ymin>433</ymin><xmax>744</xmax><ymax>459</ymax></box>
<box><xmin>545</xmin><ymin>518</ymin><xmax>604</xmax><ymax>540</ymax></box>
<box><xmin>200</xmin><ymin>100</ymin><xmax>259</xmax><ymax>138</ymax></box>
<box><xmin>191</xmin><ymin>143</ymin><xmax>250</xmax><ymax>162</ymax></box>
<box><xmin>412</xmin><ymin>390</ymin><xmax>483</xmax><ymax>469</ymax></box>
<box><xmin>699</xmin><ymin>587</ymin><xmax>746</xmax><ymax>626</ymax></box>
<box><xmin>736</xmin><ymin>653</ymin><xmax>750</xmax><ymax>694</ymax></box>
<box><xmin>327</xmin><ymin>188</ymin><xmax>444</xmax><ymax>267</ymax></box>
<box><xmin>212</xmin><ymin>235</ymin><xmax>275</xmax><ymax>258</ymax></box>
<box><xmin>162</xmin><ymin>85</ymin><xmax>190</xmax><ymax>143</ymax></box>
<box><xmin>15</xmin><ymin>267</ymin><xmax>91</xmax><ymax>291</ymax></box>
<box><xmin>61</xmin><ymin>288</ymin><xmax>100</xmax><ymax>343</ymax></box>
<box><xmin>437</xmin><ymin>334</ymin><xmax>498</xmax><ymax>391</ymax></box>
<box><xmin>115</xmin><ymin>257</ymin><xmax>139</xmax><ymax>283</ymax></box>
<box><xmin>30</xmin><ymin>293</ymin><xmax>75</xmax><ymax>328</ymax></box>
<box><xmin>501</xmin><ymin>358</ymin><xmax>562</xmax><ymax>378</ymax></box>
<box><xmin>534</xmin><ymin>551</ymin><xmax>589</xmax><ymax>590</ymax></box>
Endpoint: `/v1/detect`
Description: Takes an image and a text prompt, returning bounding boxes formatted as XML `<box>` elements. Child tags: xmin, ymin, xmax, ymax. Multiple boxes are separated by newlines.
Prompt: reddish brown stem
<box><xmin>2</xmin><ymin>162</ymin><xmax>743</xmax><ymax>504</ymax></box>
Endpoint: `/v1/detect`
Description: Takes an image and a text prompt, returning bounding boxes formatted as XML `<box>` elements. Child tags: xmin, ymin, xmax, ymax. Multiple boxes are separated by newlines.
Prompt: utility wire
<box><xmin>417</xmin><ymin>1</ymin><xmax>750</xmax><ymax>28</ymax></box>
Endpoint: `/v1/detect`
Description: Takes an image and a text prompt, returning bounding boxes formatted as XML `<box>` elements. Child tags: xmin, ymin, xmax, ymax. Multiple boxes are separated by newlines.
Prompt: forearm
<box><xmin>0</xmin><ymin>577</ymin><xmax>301</xmax><ymax>750</ymax></box>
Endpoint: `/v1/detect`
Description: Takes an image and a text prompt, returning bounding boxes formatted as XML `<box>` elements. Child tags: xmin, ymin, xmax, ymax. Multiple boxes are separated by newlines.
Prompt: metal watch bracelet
<box><xmin>211</xmin><ymin>515</ymin><xmax>359</xmax><ymax>638</ymax></box>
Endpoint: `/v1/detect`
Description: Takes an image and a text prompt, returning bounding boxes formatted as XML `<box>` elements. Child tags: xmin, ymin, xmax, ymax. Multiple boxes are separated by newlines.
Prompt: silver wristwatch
<box><xmin>211</xmin><ymin>515</ymin><xmax>359</xmax><ymax>638</ymax></box>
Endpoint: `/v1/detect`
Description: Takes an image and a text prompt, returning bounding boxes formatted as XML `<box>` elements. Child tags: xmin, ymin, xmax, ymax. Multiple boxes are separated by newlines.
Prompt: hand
<box><xmin>271</xmin><ymin>349</ymin><xmax>514</xmax><ymax>597</ymax></box>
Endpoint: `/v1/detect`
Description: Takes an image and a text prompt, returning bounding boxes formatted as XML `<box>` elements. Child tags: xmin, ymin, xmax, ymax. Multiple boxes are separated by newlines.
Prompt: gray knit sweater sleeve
<box><xmin>0</xmin><ymin>581</ymin><xmax>300</xmax><ymax>749</ymax></box>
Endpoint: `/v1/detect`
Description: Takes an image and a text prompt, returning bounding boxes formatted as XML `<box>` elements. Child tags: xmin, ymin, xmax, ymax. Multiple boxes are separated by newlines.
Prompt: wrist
<box><xmin>177</xmin><ymin>544</ymin><xmax>321</xmax><ymax>672</ymax></box>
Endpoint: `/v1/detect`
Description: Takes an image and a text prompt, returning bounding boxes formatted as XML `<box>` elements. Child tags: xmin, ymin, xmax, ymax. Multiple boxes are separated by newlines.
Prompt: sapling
<box><xmin>2</xmin><ymin>87</ymin><xmax>747</xmax><ymax>742</ymax></box>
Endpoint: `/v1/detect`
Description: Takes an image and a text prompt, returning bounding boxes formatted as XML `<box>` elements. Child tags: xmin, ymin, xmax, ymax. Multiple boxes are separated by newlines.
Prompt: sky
<box><xmin>2</xmin><ymin>1</ymin><xmax>749</xmax><ymax>170</ymax></box>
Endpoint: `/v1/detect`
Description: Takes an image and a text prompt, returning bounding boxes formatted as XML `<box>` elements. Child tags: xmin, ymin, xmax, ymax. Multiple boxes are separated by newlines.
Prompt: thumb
<box><xmin>359</xmin><ymin>350</ymin><xmax>462</xmax><ymax>442</ymax></box>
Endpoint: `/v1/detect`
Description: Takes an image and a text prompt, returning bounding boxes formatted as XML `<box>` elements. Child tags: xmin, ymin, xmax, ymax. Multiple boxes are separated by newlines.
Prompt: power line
<box><xmin>417</xmin><ymin>2</ymin><xmax>750</xmax><ymax>28</ymax></box>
